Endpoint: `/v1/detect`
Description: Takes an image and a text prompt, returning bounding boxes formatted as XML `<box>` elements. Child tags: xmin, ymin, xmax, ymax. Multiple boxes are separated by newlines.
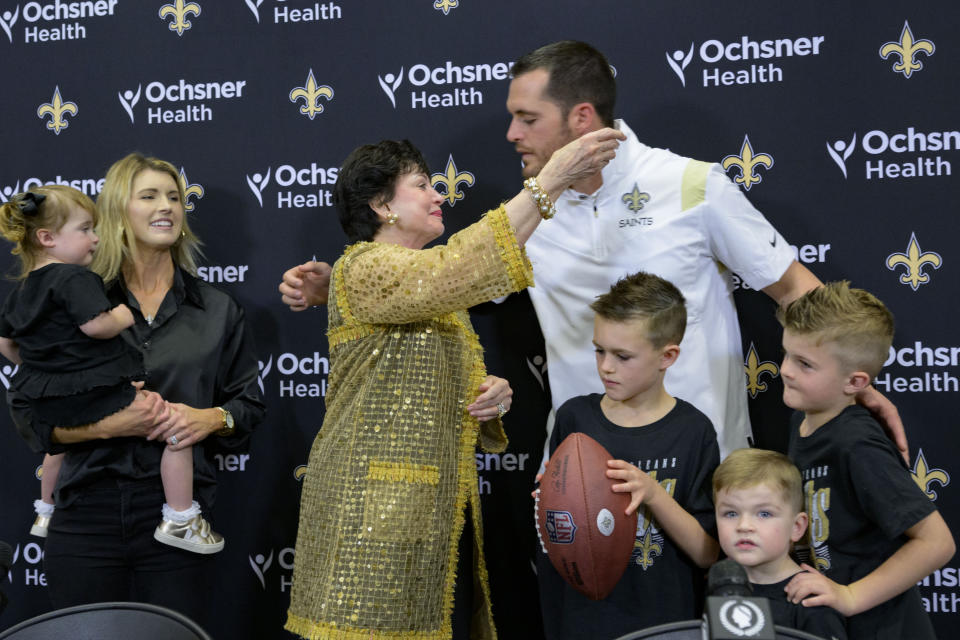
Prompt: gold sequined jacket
<box><xmin>286</xmin><ymin>206</ymin><xmax>533</xmax><ymax>640</ymax></box>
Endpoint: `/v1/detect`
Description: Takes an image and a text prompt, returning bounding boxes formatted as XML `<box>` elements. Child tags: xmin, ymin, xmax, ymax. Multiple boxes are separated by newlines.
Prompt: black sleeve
<box><xmin>205</xmin><ymin>301</ymin><xmax>265</xmax><ymax>453</ymax></box>
<box><xmin>687</xmin><ymin>424</ymin><xmax>721</xmax><ymax>536</ymax></box>
<box><xmin>57</xmin><ymin>269</ymin><xmax>114</xmax><ymax>326</ymax></box>
<box><xmin>548</xmin><ymin>402</ymin><xmax>576</xmax><ymax>457</ymax></box>
<box><xmin>847</xmin><ymin>424</ymin><xmax>936</xmax><ymax>539</ymax></box>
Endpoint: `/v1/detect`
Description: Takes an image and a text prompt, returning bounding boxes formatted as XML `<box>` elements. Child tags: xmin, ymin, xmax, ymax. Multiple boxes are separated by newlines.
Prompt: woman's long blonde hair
<box><xmin>92</xmin><ymin>153</ymin><xmax>202</xmax><ymax>283</ymax></box>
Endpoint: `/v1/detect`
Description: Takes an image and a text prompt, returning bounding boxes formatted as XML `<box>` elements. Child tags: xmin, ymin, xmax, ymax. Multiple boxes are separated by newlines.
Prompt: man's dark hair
<box><xmin>512</xmin><ymin>41</ymin><xmax>616</xmax><ymax>127</ymax></box>
<box><xmin>333</xmin><ymin>140</ymin><xmax>430</xmax><ymax>243</ymax></box>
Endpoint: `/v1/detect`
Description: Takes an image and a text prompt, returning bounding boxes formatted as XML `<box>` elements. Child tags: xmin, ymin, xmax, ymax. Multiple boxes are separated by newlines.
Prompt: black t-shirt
<box><xmin>788</xmin><ymin>406</ymin><xmax>937</xmax><ymax>639</ymax></box>
<box><xmin>538</xmin><ymin>394</ymin><xmax>720</xmax><ymax>639</ymax></box>
<box><xmin>752</xmin><ymin>574</ymin><xmax>847</xmax><ymax>640</ymax></box>
<box><xmin>0</xmin><ymin>264</ymin><xmax>144</xmax><ymax>427</ymax></box>
<box><xmin>0</xmin><ymin>264</ymin><xmax>141</xmax><ymax>389</ymax></box>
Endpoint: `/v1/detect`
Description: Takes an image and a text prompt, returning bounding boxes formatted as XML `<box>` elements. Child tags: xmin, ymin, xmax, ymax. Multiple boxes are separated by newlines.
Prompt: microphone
<box><xmin>0</xmin><ymin>540</ymin><xmax>12</xmax><ymax>614</ymax></box>
<box><xmin>707</xmin><ymin>558</ymin><xmax>752</xmax><ymax>597</ymax></box>
<box><xmin>704</xmin><ymin>558</ymin><xmax>775</xmax><ymax>640</ymax></box>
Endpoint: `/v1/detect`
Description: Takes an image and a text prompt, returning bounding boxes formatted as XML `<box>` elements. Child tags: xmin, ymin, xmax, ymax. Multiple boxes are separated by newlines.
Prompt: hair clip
<box><xmin>18</xmin><ymin>192</ymin><xmax>46</xmax><ymax>217</ymax></box>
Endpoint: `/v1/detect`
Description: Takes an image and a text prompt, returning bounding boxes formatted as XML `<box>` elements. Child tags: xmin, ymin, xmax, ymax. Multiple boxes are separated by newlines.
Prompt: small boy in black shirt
<box><xmin>714</xmin><ymin>447</ymin><xmax>846</xmax><ymax>639</ymax></box>
<box><xmin>780</xmin><ymin>282</ymin><xmax>954</xmax><ymax>639</ymax></box>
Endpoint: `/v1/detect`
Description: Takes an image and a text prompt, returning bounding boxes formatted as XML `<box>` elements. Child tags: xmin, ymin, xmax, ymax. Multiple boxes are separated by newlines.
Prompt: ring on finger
<box><xmin>169</xmin><ymin>435</ymin><xmax>178</xmax><ymax>446</ymax></box>
<box><xmin>496</xmin><ymin>402</ymin><xmax>507</xmax><ymax>418</ymax></box>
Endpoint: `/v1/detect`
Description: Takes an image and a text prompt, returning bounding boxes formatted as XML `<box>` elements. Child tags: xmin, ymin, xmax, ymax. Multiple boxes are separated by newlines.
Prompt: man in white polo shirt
<box><xmin>505</xmin><ymin>40</ymin><xmax>815</xmax><ymax>457</ymax></box>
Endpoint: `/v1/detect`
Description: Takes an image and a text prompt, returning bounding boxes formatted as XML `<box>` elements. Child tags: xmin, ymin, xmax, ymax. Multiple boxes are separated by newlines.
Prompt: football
<box><xmin>535</xmin><ymin>432</ymin><xmax>638</xmax><ymax>600</ymax></box>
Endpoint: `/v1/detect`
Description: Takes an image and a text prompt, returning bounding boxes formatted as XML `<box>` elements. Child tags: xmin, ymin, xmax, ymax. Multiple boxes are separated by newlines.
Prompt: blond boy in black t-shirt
<box><xmin>780</xmin><ymin>282</ymin><xmax>954</xmax><ymax>639</ymax></box>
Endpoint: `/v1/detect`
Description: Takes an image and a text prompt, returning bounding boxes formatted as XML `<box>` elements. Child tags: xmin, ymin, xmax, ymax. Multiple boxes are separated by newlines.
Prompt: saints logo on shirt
<box><xmin>804</xmin><ymin>480</ymin><xmax>832</xmax><ymax>571</ymax></box>
<box><xmin>632</xmin><ymin>472</ymin><xmax>676</xmax><ymax>570</ymax></box>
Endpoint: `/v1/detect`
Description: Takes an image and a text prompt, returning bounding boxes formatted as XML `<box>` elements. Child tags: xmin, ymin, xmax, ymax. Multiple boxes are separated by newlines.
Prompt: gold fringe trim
<box><xmin>285</xmin><ymin>611</ymin><xmax>450</xmax><ymax>640</ymax></box>
<box><xmin>367</xmin><ymin>460</ymin><xmax>440</xmax><ymax>485</ymax></box>
<box><xmin>327</xmin><ymin>323</ymin><xmax>375</xmax><ymax>349</ymax></box>
<box><xmin>485</xmin><ymin>204</ymin><xmax>534</xmax><ymax>292</ymax></box>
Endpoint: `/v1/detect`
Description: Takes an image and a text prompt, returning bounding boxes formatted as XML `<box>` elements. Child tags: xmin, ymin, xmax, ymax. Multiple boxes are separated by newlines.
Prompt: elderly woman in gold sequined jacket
<box><xmin>283</xmin><ymin>129</ymin><xmax>624</xmax><ymax>640</ymax></box>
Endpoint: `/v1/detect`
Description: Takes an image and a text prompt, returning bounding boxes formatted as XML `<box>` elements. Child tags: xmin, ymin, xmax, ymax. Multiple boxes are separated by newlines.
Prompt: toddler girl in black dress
<box><xmin>0</xmin><ymin>186</ymin><xmax>223</xmax><ymax>553</ymax></box>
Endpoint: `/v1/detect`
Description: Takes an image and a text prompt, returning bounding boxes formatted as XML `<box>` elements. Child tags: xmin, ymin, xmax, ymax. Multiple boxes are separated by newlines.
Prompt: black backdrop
<box><xmin>0</xmin><ymin>2</ymin><xmax>957</xmax><ymax>638</ymax></box>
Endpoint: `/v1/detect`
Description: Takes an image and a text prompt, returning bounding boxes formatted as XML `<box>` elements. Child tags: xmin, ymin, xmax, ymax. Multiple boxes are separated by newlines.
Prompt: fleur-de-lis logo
<box><xmin>911</xmin><ymin>448</ymin><xmax>949</xmax><ymax>501</ymax></box>
<box><xmin>633</xmin><ymin>529</ymin><xmax>662</xmax><ymax>571</ymax></box>
<box><xmin>37</xmin><ymin>86</ymin><xmax>78</xmax><ymax>136</ymax></box>
<box><xmin>721</xmin><ymin>135</ymin><xmax>773</xmax><ymax>191</ymax></box>
<box><xmin>178</xmin><ymin>167</ymin><xmax>204</xmax><ymax>213</ymax></box>
<box><xmin>433</xmin><ymin>0</ymin><xmax>458</xmax><ymax>15</ymax></box>
<box><xmin>621</xmin><ymin>183</ymin><xmax>651</xmax><ymax>212</ymax></box>
<box><xmin>290</xmin><ymin>69</ymin><xmax>334</xmax><ymax>120</ymax></box>
<box><xmin>744</xmin><ymin>342</ymin><xmax>779</xmax><ymax>399</ymax></box>
<box><xmin>159</xmin><ymin>1</ymin><xmax>201</xmax><ymax>36</ymax></box>
<box><xmin>430</xmin><ymin>155</ymin><xmax>474</xmax><ymax>206</ymax></box>
<box><xmin>879</xmin><ymin>21</ymin><xmax>935</xmax><ymax>79</ymax></box>
<box><xmin>886</xmin><ymin>232</ymin><xmax>942</xmax><ymax>291</ymax></box>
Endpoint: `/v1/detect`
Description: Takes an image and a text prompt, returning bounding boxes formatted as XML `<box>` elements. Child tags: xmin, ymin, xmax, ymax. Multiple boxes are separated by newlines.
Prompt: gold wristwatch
<box><xmin>215</xmin><ymin>406</ymin><xmax>235</xmax><ymax>436</ymax></box>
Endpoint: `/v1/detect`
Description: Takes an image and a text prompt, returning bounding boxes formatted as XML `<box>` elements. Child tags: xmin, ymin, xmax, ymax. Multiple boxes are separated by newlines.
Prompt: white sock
<box><xmin>34</xmin><ymin>499</ymin><xmax>55</xmax><ymax>516</ymax></box>
<box><xmin>162</xmin><ymin>500</ymin><xmax>201</xmax><ymax>523</ymax></box>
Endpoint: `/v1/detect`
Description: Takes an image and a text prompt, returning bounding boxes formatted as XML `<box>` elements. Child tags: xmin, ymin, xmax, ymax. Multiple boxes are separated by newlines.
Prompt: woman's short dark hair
<box><xmin>333</xmin><ymin>140</ymin><xmax>430</xmax><ymax>243</ymax></box>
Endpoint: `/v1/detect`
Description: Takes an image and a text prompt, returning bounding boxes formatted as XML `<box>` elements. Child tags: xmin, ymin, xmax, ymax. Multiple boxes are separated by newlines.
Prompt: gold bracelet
<box><xmin>523</xmin><ymin>177</ymin><xmax>557</xmax><ymax>220</ymax></box>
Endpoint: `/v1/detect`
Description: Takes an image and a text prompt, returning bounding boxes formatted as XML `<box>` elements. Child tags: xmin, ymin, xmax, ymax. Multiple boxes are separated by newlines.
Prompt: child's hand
<box><xmin>606</xmin><ymin>459</ymin><xmax>660</xmax><ymax>516</ymax></box>
<box><xmin>531</xmin><ymin>472</ymin><xmax>543</xmax><ymax>499</ymax></box>
<box><xmin>785</xmin><ymin>563</ymin><xmax>857</xmax><ymax>616</ymax></box>
<box><xmin>114</xmin><ymin>303</ymin><xmax>135</xmax><ymax>329</ymax></box>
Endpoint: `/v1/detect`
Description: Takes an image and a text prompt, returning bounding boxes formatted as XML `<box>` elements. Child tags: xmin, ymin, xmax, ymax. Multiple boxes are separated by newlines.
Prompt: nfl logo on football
<box><xmin>545</xmin><ymin>510</ymin><xmax>577</xmax><ymax>544</ymax></box>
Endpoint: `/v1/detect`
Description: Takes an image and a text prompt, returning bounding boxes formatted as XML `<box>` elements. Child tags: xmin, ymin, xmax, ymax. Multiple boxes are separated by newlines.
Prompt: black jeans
<box><xmin>43</xmin><ymin>478</ymin><xmax>211</xmax><ymax>625</ymax></box>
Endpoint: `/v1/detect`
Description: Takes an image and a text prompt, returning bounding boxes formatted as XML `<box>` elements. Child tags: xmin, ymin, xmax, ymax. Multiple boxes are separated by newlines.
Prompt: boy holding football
<box><xmin>779</xmin><ymin>282</ymin><xmax>954</xmax><ymax>639</ymax></box>
<box><xmin>536</xmin><ymin>271</ymin><xmax>720</xmax><ymax>638</ymax></box>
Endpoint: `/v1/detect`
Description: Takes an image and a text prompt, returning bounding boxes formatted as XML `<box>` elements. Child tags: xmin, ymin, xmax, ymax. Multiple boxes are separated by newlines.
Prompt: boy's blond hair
<box><xmin>777</xmin><ymin>281</ymin><xmax>893</xmax><ymax>379</ymax></box>
<box><xmin>713</xmin><ymin>448</ymin><xmax>804</xmax><ymax>514</ymax></box>
<box><xmin>590</xmin><ymin>271</ymin><xmax>686</xmax><ymax>348</ymax></box>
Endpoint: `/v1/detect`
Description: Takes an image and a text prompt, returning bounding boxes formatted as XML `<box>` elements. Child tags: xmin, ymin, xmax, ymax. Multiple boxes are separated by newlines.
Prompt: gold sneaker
<box><xmin>153</xmin><ymin>515</ymin><xmax>225</xmax><ymax>554</ymax></box>
<box><xmin>30</xmin><ymin>514</ymin><xmax>51</xmax><ymax>538</ymax></box>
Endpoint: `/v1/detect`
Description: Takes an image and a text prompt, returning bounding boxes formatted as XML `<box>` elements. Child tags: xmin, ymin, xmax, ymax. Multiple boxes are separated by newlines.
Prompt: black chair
<box><xmin>0</xmin><ymin>601</ymin><xmax>213</xmax><ymax>640</ymax></box>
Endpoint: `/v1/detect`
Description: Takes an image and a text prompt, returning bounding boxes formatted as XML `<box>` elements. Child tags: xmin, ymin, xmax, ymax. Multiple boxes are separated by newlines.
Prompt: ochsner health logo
<box><xmin>377</xmin><ymin>58</ymin><xmax>511</xmax><ymax>110</ymax></box>
<box><xmin>117</xmin><ymin>77</ymin><xmax>247</xmax><ymax>125</ymax></box>
<box><xmin>666</xmin><ymin>33</ymin><xmax>825</xmax><ymax>88</ymax></box>
<box><xmin>245</xmin><ymin>162</ymin><xmax>338</xmax><ymax>209</ymax></box>
<box><xmin>827</xmin><ymin>127</ymin><xmax>956</xmax><ymax>180</ymax></box>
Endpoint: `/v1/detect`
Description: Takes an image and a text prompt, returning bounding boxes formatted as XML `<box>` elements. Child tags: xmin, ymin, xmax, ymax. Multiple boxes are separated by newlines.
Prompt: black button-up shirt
<box><xmin>11</xmin><ymin>267</ymin><xmax>266</xmax><ymax>508</ymax></box>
